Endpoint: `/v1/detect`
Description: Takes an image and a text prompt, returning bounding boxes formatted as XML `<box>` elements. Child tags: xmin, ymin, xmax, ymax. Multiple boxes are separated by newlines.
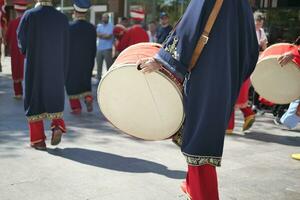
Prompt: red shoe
<box><xmin>180</xmin><ymin>181</ymin><xmax>191</xmax><ymax>199</ymax></box>
<box><xmin>31</xmin><ymin>141</ymin><xmax>47</xmax><ymax>151</ymax></box>
<box><xmin>243</xmin><ymin>114</ymin><xmax>255</xmax><ymax>131</ymax></box>
<box><xmin>51</xmin><ymin>127</ymin><xmax>63</xmax><ymax>146</ymax></box>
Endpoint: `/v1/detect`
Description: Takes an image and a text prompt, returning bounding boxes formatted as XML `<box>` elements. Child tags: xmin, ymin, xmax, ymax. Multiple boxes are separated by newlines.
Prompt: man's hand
<box><xmin>278</xmin><ymin>51</ymin><xmax>295</xmax><ymax>66</ymax></box>
<box><xmin>137</xmin><ymin>58</ymin><xmax>162</xmax><ymax>74</ymax></box>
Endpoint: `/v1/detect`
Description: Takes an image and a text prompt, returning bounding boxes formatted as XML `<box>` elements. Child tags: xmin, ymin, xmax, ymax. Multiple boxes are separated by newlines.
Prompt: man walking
<box><xmin>17</xmin><ymin>0</ymin><xmax>69</xmax><ymax>150</ymax></box>
<box><xmin>65</xmin><ymin>0</ymin><xmax>96</xmax><ymax>114</ymax></box>
<box><xmin>96</xmin><ymin>13</ymin><xmax>113</xmax><ymax>81</ymax></box>
<box><xmin>6</xmin><ymin>0</ymin><xmax>27</xmax><ymax>99</ymax></box>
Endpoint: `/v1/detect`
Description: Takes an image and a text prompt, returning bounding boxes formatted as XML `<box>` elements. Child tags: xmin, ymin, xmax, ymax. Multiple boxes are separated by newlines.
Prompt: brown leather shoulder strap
<box><xmin>188</xmin><ymin>0</ymin><xmax>224</xmax><ymax>71</ymax></box>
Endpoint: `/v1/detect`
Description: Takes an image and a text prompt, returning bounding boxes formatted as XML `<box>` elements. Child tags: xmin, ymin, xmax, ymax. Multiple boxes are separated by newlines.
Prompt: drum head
<box><xmin>251</xmin><ymin>56</ymin><xmax>300</xmax><ymax>104</ymax></box>
<box><xmin>98</xmin><ymin>64</ymin><xmax>184</xmax><ymax>140</ymax></box>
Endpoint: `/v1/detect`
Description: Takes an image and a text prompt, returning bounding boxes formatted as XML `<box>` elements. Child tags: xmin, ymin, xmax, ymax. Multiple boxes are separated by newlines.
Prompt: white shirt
<box><xmin>147</xmin><ymin>31</ymin><xmax>157</xmax><ymax>43</ymax></box>
<box><xmin>256</xmin><ymin>28</ymin><xmax>268</xmax><ymax>44</ymax></box>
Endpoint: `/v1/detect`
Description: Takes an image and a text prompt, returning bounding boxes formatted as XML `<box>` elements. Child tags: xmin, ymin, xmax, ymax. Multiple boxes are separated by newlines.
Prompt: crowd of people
<box><xmin>95</xmin><ymin>11</ymin><xmax>173</xmax><ymax>82</ymax></box>
<box><xmin>2</xmin><ymin>0</ymin><xmax>177</xmax><ymax>150</ymax></box>
<box><xmin>0</xmin><ymin>0</ymin><xmax>299</xmax><ymax>199</ymax></box>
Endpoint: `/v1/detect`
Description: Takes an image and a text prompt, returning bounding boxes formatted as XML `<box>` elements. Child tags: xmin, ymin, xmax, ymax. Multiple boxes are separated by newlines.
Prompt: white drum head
<box><xmin>251</xmin><ymin>56</ymin><xmax>300</xmax><ymax>104</ymax></box>
<box><xmin>97</xmin><ymin>64</ymin><xmax>184</xmax><ymax>140</ymax></box>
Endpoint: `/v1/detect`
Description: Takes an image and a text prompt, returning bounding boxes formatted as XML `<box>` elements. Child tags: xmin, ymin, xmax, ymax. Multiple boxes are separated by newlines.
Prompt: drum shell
<box><xmin>98</xmin><ymin>43</ymin><xmax>184</xmax><ymax>140</ymax></box>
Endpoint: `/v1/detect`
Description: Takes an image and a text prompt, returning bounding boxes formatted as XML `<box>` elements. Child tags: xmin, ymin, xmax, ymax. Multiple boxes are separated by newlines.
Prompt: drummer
<box><xmin>277</xmin><ymin>36</ymin><xmax>300</xmax><ymax>161</ymax></box>
<box><xmin>65</xmin><ymin>0</ymin><xmax>96</xmax><ymax>114</ymax></box>
<box><xmin>139</xmin><ymin>0</ymin><xmax>259</xmax><ymax>199</ymax></box>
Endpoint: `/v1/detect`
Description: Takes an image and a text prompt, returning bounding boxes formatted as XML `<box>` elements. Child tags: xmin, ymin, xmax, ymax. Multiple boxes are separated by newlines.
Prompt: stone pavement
<box><xmin>0</xmin><ymin>58</ymin><xmax>300</xmax><ymax>200</ymax></box>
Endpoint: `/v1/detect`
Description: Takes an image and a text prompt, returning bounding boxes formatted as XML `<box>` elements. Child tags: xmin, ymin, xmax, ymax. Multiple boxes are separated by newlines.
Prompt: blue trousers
<box><xmin>280</xmin><ymin>100</ymin><xmax>300</xmax><ymax>129</ymax></box>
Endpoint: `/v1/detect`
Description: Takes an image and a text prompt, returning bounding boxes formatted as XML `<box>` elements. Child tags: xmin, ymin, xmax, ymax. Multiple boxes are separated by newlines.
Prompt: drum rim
<box><xmin>251</xmin><ymin>55</ymin><xmax>300</xmax><ymax>104</ymax></box>
<box><xmin>257</xmin><ymin>55</ymin><xmax>300</xmax><ymax>68</ymax></box>
<box><xmin>117</xmin><ymin>42</ymin><xmax>162</xmax><ymax>58</ymax></box>
<box><xmin>97</xmin><ymin>63</ymin><xmax>185</xmax><ymax>140</ymax></box>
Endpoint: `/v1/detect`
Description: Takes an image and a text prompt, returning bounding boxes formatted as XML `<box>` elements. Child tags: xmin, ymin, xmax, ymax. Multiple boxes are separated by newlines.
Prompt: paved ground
<box><xmin>0</xmin><ymin>58</ymin><xmax>300</xmax><ymax>200</ymax></box>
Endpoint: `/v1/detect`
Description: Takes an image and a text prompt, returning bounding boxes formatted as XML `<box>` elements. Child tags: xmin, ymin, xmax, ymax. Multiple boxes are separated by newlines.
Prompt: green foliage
<box><xmin>265</xmin><ymin>9</ymin><xmax>300</xmax><ymax>43</ymax></box>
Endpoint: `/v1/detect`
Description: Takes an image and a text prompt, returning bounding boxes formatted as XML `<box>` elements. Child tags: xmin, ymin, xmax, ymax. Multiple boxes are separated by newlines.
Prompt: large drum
<box><xmin>97</xmin><ymin>43</ymin><xmax>184</xmax><ymax>140</ymax></box>
<box><xmin>251</xmin><ymin>43</ymin><xmax>300</xmax><ymax>104</ymax></box>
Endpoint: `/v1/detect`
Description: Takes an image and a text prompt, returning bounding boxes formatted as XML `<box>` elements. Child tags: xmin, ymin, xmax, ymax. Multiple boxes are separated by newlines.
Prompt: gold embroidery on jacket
<box><xmin>164</xmin><ymin>37</ymin><xmax>179</xmax><ymax>60</ymax></box>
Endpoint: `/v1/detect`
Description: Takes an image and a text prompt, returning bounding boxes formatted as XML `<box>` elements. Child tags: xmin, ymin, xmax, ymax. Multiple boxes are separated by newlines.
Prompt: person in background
<box><xmin>120</xmin><ymin>17</ymin><xmax>129</xmax><ymax>28</ymax></box>
<box><xmin>147</xmin><ymin>21</ymin><xmax>157</xmax><ymax>43</ymax></box>
<box><xmin>276</xmin><ymin>36</ymin><xmax>300</xmax><ymax>161</ymax></box>
<box><xmin>254</xmin><ymin>11</ymin><xmax>268</xmax><ymax>51</ymax></box>
<box><xmin>17</xmin><ymin>0</ymin><xmax>69</xmax><ymax>150</ymax></box>
<box><xmin>65</xmin><ymin>0</ymin><xmax>96</xmax><ymax>115</ymax></box>
<box><xmin>226</xmin><ymin>79</ymin><xmax>256</xmax><ymax>134</ymax></box>
<box><xmin>114</xmin><ymin>18</ymin><xmax>149</xmax><ymax>54</ymax></box>
<box><xmin>96</xmin><ymin>13</ymin><xmax>114</xmax><ymax>81</ymax></box>
<box><xmin>156</xmin><ymin>12</ymin><xmax>172</xmax><ymax>44</ymax></box>
<box><xmin>252</xmin><ymin>11</ymin><xmax>268</xmax><ymax>112</ymax></box>
<box><xmin>5</xmin><ymin>0</ymin><xmax>27</xmax><ymax>99</ymax></box>
<box><xmin>0</xmin><ymin>0</ymin><xmax>7</xmax><ymax>72</ymax></box>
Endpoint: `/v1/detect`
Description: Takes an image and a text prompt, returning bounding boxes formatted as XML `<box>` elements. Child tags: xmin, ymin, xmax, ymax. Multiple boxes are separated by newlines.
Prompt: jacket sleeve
<box><xmin>154</xmin><ymin>0</ymin><xmax>213</xmax><ymax>81</ymax></box>
<box><xmin>16</xmin><ymin>12</ymin><xmax>29</xmax><ymax>55</ymax></box>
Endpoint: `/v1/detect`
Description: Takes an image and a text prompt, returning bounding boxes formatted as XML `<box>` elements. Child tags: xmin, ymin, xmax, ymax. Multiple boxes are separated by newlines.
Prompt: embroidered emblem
<box><xmin>164</xmin><ymin>37</ymin><xmax>180</xmax><ymax>60</ymax></box>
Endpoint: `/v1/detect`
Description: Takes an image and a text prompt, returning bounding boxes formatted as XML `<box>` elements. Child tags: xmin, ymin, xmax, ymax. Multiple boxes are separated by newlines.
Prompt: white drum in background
<box><xmin>251</xmin><ymin>43</ymin><xmax>300</xmax><ymax>104</ymax></box>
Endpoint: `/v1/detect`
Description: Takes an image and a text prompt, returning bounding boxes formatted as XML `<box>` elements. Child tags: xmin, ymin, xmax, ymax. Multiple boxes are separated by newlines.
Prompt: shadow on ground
<box><xmin>48</xmin><ymin>147</ymin><xmax>186</xmax><ymax>179</ymax></box>
<box><xmin>230</xmin><ymin>131</ymin><xmax>300</xmax><ymax>147</ymax></box>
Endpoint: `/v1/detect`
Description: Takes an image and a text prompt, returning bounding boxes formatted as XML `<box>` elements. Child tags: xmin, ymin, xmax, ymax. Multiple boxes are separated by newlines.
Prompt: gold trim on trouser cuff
<box><xmin>183</xmin><ymin>153</ymin><xmax>222</xmax><ymax>167</ymax></box>
<box><xmin>27</xmin><ymin>112</ymin><xmax>63</xmax><ymax>122</ymax></box>
<box><xmin>69</xmin><ymin>91</ymin><xmax>92</xmax><ymax>100</ymax></box>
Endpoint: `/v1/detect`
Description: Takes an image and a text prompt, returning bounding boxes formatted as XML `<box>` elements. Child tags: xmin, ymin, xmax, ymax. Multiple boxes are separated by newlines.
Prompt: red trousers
<box><xmin>29</xmin><ymin>119</ymin><xmax>66</xmax><ymax>144</ymax></box>
<box><xmin>228</xmin><ymin>107</ymin><xmax>254</xmax><ymax>130</ymax></box>
<box><xmin>13</xmin><ymin>81</ymin><xmax>23</xmax><ymax>96</ymax></box>
<box><xmin>69</xmin><ymin>95</ymin><xmax>93</xmax><ymax>111</ymax></box>
<box><xmin>186</xmin><ymin>165</ymin><xmax>219</xmax><ymax>200</ymax></box>
<box><xmin>69</xmin><ymin>99</ymin><xmax>82</xmax><ymax>111</ymax></box>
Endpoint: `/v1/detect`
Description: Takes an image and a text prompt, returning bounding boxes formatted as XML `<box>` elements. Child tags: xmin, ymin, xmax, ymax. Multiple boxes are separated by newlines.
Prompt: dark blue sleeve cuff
<box><xmin>154</xmin><ymin>48</ymin><xmax>188</xmax><ymax>81</ymax></box>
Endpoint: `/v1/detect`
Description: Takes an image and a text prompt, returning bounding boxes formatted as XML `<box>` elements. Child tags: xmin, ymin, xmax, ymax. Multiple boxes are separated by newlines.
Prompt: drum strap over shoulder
<box><xmin>188</xmin><ymin>0</ymin><xmax>224</xmax><ymax>71</ymax></box>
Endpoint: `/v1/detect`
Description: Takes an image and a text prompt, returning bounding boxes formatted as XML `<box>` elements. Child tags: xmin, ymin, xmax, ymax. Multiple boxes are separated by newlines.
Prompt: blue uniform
<box><xmin>155</xmin><ymin>0</ymin><xmax>259</xmax><ymax>166</ymax></box>
<box><xmin>17</xmin><ymin>5</ymin><xmax>69</xmax><ymax>121</ymax></box>
<box><xmin>66</xmin><ymin>20</ymin><xmax>96</xmax><ymax>98</ymax></box>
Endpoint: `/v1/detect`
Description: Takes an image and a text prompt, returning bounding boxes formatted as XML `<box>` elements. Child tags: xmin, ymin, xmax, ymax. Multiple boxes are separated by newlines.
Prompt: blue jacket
<box><xmin>155</xmin><ymin>0</ymin><xmax>259</xmax><ymax>166</ymax></box>
<box><xmin>66</xmin><ymin>20</ymin><xmax>96</xmax><ymax>97</ymax></box>
<box><xmin>17</xmin><ymin>5</ymin><xmax>69</xmax><ymax>120</ymax></box>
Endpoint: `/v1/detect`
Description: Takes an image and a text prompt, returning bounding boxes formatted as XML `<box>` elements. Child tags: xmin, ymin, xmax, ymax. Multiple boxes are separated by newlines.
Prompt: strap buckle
<box><xmin>201</xmin><ymin>34</ymin><xmax>209</xmax><ymax>44</ymax></box>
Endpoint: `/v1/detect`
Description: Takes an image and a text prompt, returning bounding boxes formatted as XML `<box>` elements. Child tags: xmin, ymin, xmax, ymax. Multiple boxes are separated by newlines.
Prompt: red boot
<box><xmin>29</xmin><ymin>120</ymin><xmax>46</xmax><ymax>151</ymax></box>
<box><xmin>69</xmin><ymin>99</ymin><xmax>82</xmax><ymax>114</ymax></box>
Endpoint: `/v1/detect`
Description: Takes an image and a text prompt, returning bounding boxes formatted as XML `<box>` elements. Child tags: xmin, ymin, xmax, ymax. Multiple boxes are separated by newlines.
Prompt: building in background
<box><xmin>2</xmin><ymin>0</ymin><xmax>299</xmax><ymax>42</ymax></box>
